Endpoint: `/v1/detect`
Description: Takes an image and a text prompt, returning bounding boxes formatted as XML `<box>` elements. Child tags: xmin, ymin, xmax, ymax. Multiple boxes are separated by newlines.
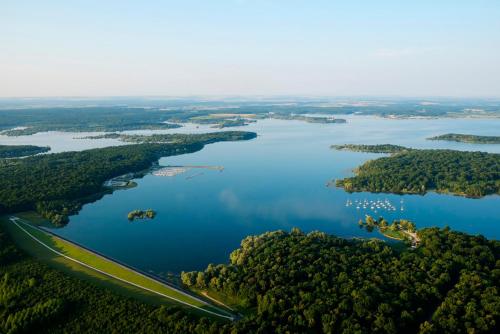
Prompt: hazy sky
<box><xmin>1</xmin><ymin>0</ymin><xmax>499</xmax><ymax>97</ymax></box>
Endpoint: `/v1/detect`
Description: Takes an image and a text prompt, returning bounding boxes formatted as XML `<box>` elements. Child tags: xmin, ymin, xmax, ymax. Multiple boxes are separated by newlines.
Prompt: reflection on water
<box><xmin>3</xmin><ymin>116</ymin><xmax>499</xmax><ymax>275</ymax></box>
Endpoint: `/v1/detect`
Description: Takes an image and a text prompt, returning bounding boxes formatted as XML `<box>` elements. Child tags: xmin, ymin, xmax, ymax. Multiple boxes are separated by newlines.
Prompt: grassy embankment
<box><xmin>379</xmin><ymin>229</ymin><xmax>406</xmax><ymax>240</ymax></box>
<box><xmin>0</xmin><ymin>214</ymin><xmax>233</xmax><ymax>320</ymax></box>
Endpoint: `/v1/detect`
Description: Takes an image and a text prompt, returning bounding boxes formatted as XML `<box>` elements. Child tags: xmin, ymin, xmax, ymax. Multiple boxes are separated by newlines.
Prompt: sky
<box><xmin>1</xmin><ymin>0</ymin><xmax>500</xmax><ymax>98</ymax></box>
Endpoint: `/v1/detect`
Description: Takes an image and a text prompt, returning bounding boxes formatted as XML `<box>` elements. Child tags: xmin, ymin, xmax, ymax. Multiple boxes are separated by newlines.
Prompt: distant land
<box><xmin>0</xmin><ymin>144</ymin><xmax>50</xmax><ymax>158</ymax></box>
<box><xmin>428</xmin><ymin>133</ymin><xmax>500</xmax><ymax>144</ymax></box>
<box><xmin>269</xmin><ymin>114</ymin><xmax>347</xmax><ymax>124</ymax></box>
<box><xmin>0</xmin><ymin>98</ymin><xmax>499</xmax><ymax>136</ymax></box>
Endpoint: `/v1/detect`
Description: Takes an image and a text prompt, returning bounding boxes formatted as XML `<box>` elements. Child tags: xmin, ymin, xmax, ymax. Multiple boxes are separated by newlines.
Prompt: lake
<box><xmin>2</xmin><ymin>116</ymin><xmax>499</xmax><ymax>276</ymax></box>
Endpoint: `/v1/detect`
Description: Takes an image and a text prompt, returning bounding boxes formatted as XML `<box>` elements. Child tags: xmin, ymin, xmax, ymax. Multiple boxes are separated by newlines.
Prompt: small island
<box><xmin>127</xmin><ymin>209</ymin><xmax>156</xmax><ymax>221</ymax></box>
<box><xmin>332</xmin><ymin>144</ymin><xmax>411</xmax><ymax>153</ymax></box>
<box><xmin>0</xmin><ymin>145</ymin><xmax>50</xmax><ymax>158</ymax></box>
<box><xmin>428</xmin><ymin>133</ymin><xmax>500</xmax><ymax>144</ymax></box>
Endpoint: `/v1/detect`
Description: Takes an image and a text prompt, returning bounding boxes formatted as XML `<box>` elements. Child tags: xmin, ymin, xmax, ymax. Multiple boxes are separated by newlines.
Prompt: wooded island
<box><xmin>127</xmin><ymin>209</ymin><xmax>156</xmax><ymax>221</ymax></box>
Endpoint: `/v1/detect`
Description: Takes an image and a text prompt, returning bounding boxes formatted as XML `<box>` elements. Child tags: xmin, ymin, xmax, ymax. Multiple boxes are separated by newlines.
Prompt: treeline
<box><xmin>0</xmin><ymin>145</ymin><xmax>50</xmax><ymax>158</ymax></box>
<box><xmin>336</xmin><ymin>149</ymin><xmax>500</xmax><ymax>197</ymax></box>
<box><xmin>0</xmin><ymin>223</ymin><xmax>230</xmax><ymax>333</ymax></box>
<box><xmin>359</xmin><ymin>215</ymin><xmax>416</xmax><ymax>233</ymax></box>
<box><xmin>0</xmin><ymin>132</ymin><xmax>256</xmax><ymax>225</ymax></box>
<box><xmin>270</xmin><ymin>114</ymin><xmax>347</xmax><ymax>124</ymax></box>
<box><xmin>80</xmin><ymin>131</ymin><xmax>257</xmax><ymax>145</ymax></box>
<box><xmin>332</xmin><ymin>144</ymin><xmax>411</xmax><ymax>153</ymax></box>
<box><xmin>182</xmin><ymin>227</ymin><xmax>500</xmax><ymax>333</ymax></box>
<box><xmin>211</xmin><ymin>119</ymin><xmax>253</xmax><ymax>128</ymax></box>
<box><xmin>0</xmin><ymin>107</ymin><xmax>181</xmax><ymax>136</ymax></box>
<box><xmin>428</xmin><ymin>133</ymin><xmax>500</xmax><ymax>144</ymax></box>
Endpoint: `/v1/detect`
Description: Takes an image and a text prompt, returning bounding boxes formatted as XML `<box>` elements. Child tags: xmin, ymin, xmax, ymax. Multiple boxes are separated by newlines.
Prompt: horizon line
<box><xmin>1</xmin><ymin>95</ymin><xmax>500</xmax><ymax>101</ymax></box>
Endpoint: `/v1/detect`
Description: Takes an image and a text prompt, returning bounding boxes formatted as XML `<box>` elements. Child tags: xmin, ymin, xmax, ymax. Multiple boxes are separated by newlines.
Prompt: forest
<box><xmin>428</xmin><ymin>133</ymin><xmax>500</xmax><ymax>144</ymax></box>
<box><xmin>335</xmin><ymin>148</ymin><xmax>500</xmax><ymax>197</ymax></box>
<box><xmin>332</xmin><ymin>144</ymin><xmax>411</xmax><ymax>153</ymax></box>
<box><xmin>182</xmin><ymin>227</ymin><xmax>500</xmax><ymax>334</ymax></box>
<box><xmin>0</xmin><ymin>131</ymin><xmax>256</xmax><ymax>225</ymax></box>
<box><xmin>2</xmin><ymin>216</ymin><xmax>498</xmax><ymax>333</ymax></box>
<box><xmin>0</xmin><ymin>145</ymin><xmax>50</xmax><ymax>158</ymax></box>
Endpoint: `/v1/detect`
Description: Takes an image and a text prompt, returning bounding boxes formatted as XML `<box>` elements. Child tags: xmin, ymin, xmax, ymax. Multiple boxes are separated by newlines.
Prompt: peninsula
<box><xmin>428</xmin><ymin>133</ymin><xmax>500</xmax><ymax>144</ymax></box>
<box><xmin>0</xmin><ymin>131</ymin><xmax>257</xmax><ymax>226</ymax></box>
<box><xmin>333</xmin><ymin>146</ymin><xmax>500</xmax><ymax>197</ymax></box>
<box><xmin>0</xmin><ymin>145</ymin><xmax>50</xmax><ymax>158</ymax></box>
<box><xmin>332</xmin><ymin>144</ymin><xmax>410</xmax><ymax>153</ymax></box>
<box><xmin>270</xmin><ymin>114</ymin><xmax>347</xmax><ymax>124</ymax></box>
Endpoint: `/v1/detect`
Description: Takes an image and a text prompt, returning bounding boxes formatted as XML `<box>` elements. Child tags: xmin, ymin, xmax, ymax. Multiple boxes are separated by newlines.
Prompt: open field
<box><xmin>380</xmin><ymin>229</ymin><xmax>406</xmax><ymax>240</ymax></box>
<box><xmin>0</xmin><ymin>215</ymin><xmax>234</xmax><ymax>320</ymax></box>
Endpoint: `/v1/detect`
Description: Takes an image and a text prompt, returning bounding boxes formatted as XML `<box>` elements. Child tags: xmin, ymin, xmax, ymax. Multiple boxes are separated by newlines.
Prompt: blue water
<box><xmin>36</xmin><ymin>116</ymin><xmax>500</xmax><ymax>276</ymax></box>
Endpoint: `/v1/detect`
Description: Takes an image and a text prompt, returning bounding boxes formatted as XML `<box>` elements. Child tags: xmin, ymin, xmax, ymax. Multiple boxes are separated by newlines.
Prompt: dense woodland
<box><xmin>0</xmin><ymin>107</ymin><xmax>181</xmax><ymax>136</ymax></box>
<box><xmin>428</xmin><ymin>133</ymin><xmax>500</xmax><ymax>144</ymax></box>
<box><xmin>335</xmin><ymin>148</ymin><xmax>500</xmax><ymax>197</ymax></box>
<box><xmin>0</xmin><ymin>145</ymin><xmax>50</xmax><ymax>158</ymax></box>
<box><xmin>0</xmin><ymin>132</ymin><xmax>256</xmax><ymax>225</ymax></box>
<box><xmin>2</xmin><ymin>218</ymin><xmax>498</xmax><ymax>333</ymax></box>
<box><xmin>332</xmin><ymin>144</ymin><xmax>410</xmax><ymax>154</ymax></box>
<box><xmin>182</xmin><ymin>227</ymin><xmax>500</xmax><ymax>333</ymax></box>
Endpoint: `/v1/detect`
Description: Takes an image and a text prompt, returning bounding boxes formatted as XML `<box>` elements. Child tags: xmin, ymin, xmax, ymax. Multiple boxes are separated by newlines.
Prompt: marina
<box><xmin>345</xmin><ymin>198</ymin><xmax>403</xmax><ymax>214</ymax></box>
<box><xmin>153</xmin><ymin>167</ymin><xmax>188</xmax><ymax>177</ymax></box>
<box><xmin>152</xmin><ymin>165</ymin><xmax>224</xmax><ymax>177</ymax></box>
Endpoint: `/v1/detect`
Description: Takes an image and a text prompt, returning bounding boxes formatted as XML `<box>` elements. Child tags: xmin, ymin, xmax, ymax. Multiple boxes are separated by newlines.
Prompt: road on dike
<box><xmin>9</xmin><ymin>216</ymin><xmax>235</xmax><ymax>321</ymax></box>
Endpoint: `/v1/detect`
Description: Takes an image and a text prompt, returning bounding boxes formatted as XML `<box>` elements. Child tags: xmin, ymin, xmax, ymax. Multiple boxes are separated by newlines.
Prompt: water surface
<box><xmin>3</xmin><ymin>116</ymin><xmax>499</xmax><ymax>275</ymax></box>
